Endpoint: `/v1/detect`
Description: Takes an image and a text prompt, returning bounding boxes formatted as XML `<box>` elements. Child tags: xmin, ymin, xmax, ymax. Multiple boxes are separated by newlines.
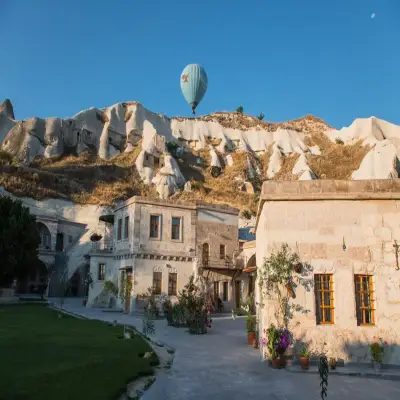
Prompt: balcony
<box><xmin>201</xmin><ymin>255</ymin><xmax>243</xmax><ymax>271</ymax></box>
<box><xmin>91</xmin><ymin>238</ymin><xmax>114</xmax><ymax>253</ymax></box>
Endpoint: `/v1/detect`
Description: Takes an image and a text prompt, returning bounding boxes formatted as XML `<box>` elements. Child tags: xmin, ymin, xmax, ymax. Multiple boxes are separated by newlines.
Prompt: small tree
<box><xmin>236</xmin><ymin>106</ymin><xmax>244</xmax><ymax>114</ymax></box>
<box><xmin>0</xmin><ymin>196</ymin><xmax>41</xmax><ymax>287</ymax></box>
<box><xmin>257</xmin><ymin>113</ymin><xmax>265</xmax><ymax>121</ymax></box>
<box><xmin>258</xmin><ymin>243</ymin><xmax>310</xmax><ymax>328</ymax></box>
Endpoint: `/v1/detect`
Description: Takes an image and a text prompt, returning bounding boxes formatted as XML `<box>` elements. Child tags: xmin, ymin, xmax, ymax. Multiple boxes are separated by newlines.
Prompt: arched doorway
<box><xmin>202</xmin><ymin>243</ymin><xmax>209</xmax><ymax>267</ymax></box>
<box><xmin>37</xmin><ymin>222</ymin><xmax>51</xmax><ymax>251</ymax></box>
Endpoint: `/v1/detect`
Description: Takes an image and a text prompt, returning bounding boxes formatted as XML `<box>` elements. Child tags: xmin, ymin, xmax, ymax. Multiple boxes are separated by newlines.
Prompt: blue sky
<box><xmin>0</xmin><ymin>0</ymin><xmax>399</xmax><ymax>127</ymax></box>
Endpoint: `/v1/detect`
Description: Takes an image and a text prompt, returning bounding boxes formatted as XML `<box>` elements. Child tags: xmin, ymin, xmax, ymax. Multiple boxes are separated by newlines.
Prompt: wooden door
<box><xmin>125</xmin><ymin>274</ymin><xmax>132</xmax><ymax>313</ymax></box>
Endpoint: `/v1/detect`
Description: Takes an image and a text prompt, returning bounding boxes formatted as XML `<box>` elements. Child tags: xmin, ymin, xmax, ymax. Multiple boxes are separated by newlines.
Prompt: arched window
<box><xmin>37</xmin><ymin>222</ymin><xmax>51</xmax><ymax>250</ymax></box>
<box><xmin>202</xmin><ymin>243</ymin><xmax>209</xmax><ymax>267</ymax></box>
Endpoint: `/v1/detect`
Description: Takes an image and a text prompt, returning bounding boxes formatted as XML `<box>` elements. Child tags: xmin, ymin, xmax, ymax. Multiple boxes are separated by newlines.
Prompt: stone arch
<box><xmin>247</xmin><ymin>254</ymin><xmax>256</xmax><ymax>268</ymax></box>
<box><xmin>153</xmin><ymin>266</ymin><xmax>163</xmax><ymax>272</ymax></box>
<box><xmin>36</xmin><ymin>222</ymin><xmax>52</xmax><ymax>250</ymax></box>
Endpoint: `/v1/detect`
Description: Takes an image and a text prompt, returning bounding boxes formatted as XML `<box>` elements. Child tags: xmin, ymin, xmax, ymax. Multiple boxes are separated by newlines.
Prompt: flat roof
<box><xmin>115</xmin><ymin>196</ymin><xmax>239</xmax><ymax>215</ymax></box>
<box><xmin>255</xmin><ymin>179</ymin><xmax>400</xmax><ymax>229</ymax></box>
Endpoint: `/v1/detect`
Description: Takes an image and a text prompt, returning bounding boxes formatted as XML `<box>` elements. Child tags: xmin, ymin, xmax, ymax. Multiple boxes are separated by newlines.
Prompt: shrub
<box><xmin>240</xmin><ymin>209</ymin><xmax>252</xmax><ymax>220</ymax></box>
<box><xmin>335</xmin><ymin>137</ymin><xmax>344</xmax><ymax>145</ymax></box>
<box><xmin>236</xmin><ymin>106</ymin><xmax>244</xmax><ymax>114</ymax></box>
<box><xmin>257</xmin><ymin>113</ymin><xmax>265</xmax><ymax>121</ymax></box>
<box><xmin>245</xmin><ymin>315</ymin><xmax>257</xmax><ymax>332</ymax></box>
<box><xmin>166</xmin><ymin>141</ymin><xmax>179</xmax><ymax>155</ymax></box>
<box><xmin>103</xmin><ymin>280</ymin><xmax>118</xmax><ymax>297</ymax></box>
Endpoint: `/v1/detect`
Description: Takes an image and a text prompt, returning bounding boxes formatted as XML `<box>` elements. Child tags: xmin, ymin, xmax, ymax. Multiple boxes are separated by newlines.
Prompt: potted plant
<box><xmin>275</xmin><ymin>327</ymin><xmax>292</xmax><ymax>367</ymax></box>
<box><xmin>90</xmin><ymin>233</ymin><xmax>103</xmax><ymax>242</ymax></box>
<box><xmin>293</xmin><ymin>262</ymin><xmax>302</xmax><ymax>273</ymax></box>
<box><xmin>329</xmin><ymin>357</ymin><xmax>337</xmax><ymax>370</ymax></box>
<box><xmin>370</xmin><ymin>337</ymin><xmax>387</xmax><ymax>372</ymax></box>
<box><xmin>297</xmin><ymin>340</ymin><xmax>312</xmax><ymax>370</ymax></box>
<box><xmin>246</xmin><ymin>315</ymin><xmax>257</xmax><ymax>345</ymax></box>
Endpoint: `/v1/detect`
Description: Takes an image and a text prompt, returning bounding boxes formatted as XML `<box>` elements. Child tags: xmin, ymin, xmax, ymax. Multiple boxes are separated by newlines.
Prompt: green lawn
<box><xmin>0</xmin><ymin>304</ymin><xmax>158</xmax><ymax>400</ymax></box>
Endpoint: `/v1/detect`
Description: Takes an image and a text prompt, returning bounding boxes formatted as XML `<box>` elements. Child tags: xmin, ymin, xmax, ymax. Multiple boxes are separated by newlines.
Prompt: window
<box><xmin>117</xmin><ymin>218</ymin><xmax>122</xmax><ymax>241</ymax></box>
<box><xmin>222</xmin><ymin>282</ymin><xmax>228</xmax><ymax>301</ymax></box>
<box><xmin>202</xmin><ymin>243</ymin><xmax>209</xmax><ymax>266</ymax></box>
<box><xmin>171</xmin><ymin>217</ymin><xmax>181</xmax><ymax>240</ymax></box>
<box><xmin>98</xmin><ymin>263</ymin><xmax>105</xmax><ymax>280</ymax></box>
<box><xmin>314</xmin><ymin>274</ymin><xmax>334</xmax><ymax>324</ymax></box>
<box><xmin>219</xmin><ymin>244</ymin><xmax>226</xmax><ymax>259</ymax></box>
<box><xmin>354</xmin><ymin>275</ymin><xmax>375</xmax><ymax>325</ymax></box>
<box><xmin>150</xmin><ymin>215</ymin><xmax>160</xmax><ymax>239</ymax></box>
<box><xmin>168</xmin><ymin>273</ymin><xmax>177</xmax><ymax>296</ymax></box>
<box><xmin>41</xmin><ymin>233</ymin><xmax>50</xmax><ymax>248</ymax></box>
<box><xmin>153</xmin><ymin>271</ymin><xmax>162</xmax><ymax>295</ymax></box>
<box><xmin>124</xmin><ymin>216</ymin><xmax>129</xmax><ymax>239</ymax></box>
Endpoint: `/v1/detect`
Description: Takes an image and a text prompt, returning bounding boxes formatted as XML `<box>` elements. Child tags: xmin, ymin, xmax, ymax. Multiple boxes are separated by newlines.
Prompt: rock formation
<box><xmin>1</xmin><ymin>99</ymin><xmax>400</xmax><ymax>201</ymax></box>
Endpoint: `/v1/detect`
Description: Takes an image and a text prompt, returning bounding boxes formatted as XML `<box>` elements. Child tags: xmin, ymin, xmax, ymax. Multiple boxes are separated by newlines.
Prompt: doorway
<box><xmin>56</xmin><ymin>233</ymin><xmax>64</xmax><ymax>252</ymax></box>
<box><xmin>235</xmin><ymin>280</ymin><xmax>242</xmax><ymax>309</ymax></box>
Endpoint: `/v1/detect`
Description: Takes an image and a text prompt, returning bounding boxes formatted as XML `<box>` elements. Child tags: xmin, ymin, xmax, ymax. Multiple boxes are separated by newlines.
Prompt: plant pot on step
<box><xmin>300</xmin><ymin>357</ymin><xmax>310</xmax><ymax>370</ymax></box>
<box><xmin>329</xmin><ymin>358</ymin><xmax>337</xmax><ymax>370</ymax></box>
<box><xmin>247</xmin><ymin>331</ymin><xmax>256</xmax><ymax>345</ymax></box>
<box><xmin>271</xmin><ymin>358</ymin><xmax>282</xmax><ymax>369</ymax></box>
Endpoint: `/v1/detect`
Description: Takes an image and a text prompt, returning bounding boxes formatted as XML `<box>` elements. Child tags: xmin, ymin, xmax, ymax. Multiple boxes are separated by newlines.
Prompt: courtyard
<box><xmin>0</xmin><ymin>304</ymin><xmax>158</xmax><ymax>400</ymax></box>
<box><xmin>58</xmin><ymin>301</ymin><xmax>400</xmax><ymax>400</ymax></box>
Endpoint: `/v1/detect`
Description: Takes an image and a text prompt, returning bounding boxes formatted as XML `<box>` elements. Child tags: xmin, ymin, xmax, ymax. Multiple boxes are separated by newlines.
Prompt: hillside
<box><xmin>1</xmin><ymin>99</ymin><xmax>399</xmax><ymax>217</ymax></box>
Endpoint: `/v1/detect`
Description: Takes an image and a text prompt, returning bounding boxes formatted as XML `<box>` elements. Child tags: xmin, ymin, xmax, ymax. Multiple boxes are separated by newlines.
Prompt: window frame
<box><xmin>98</xmin><ymin>263</ymin><xmax>105</xmax><ymax>281</ymax></box>
<box><xmin>171</xmin><ymin>216</ymin><xmax>182</xmax><ymax>241</ymax></box>
<box><xmin>124</xmin><ymin>215</ymin><xmax>129</xmax><ymax>240</ymax></box>
<box><xmin>117</xmin><ymin>218</ymin><xmax>122</xmax><ymax>241</ymax></box>
<box><xmin>354</xmin><ymin>274</ymin><xmax>375</xmax><ymax>326</ymax></box>
<box><xmin>314</xmin><ymin>274</ymin><xmax>335</xmax><ymax>325</ymax></box>
<box><xmin>219</xmin><ymin>244</ymin><xmax>226</xmax><ymax>260</ymax></box>
<box><xmin>168</xmin><ymin>272</ymin><xmax>177</xmax><ymax>296</ymax></box>
<box><xmin>153</xmin><ymin>271</ymin><xmax>162</xmax><ymax>295</ymax></box>
<box><xmin>149</xmin><ymin>214</ymin><xmax>161</xmax><ymax>240</ymax></box>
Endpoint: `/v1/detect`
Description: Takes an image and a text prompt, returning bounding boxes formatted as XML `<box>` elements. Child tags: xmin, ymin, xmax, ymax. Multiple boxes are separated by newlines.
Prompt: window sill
<box><xmin>149</xmin><ymin>237</ymin><xmax>161</xmax><ymax>241</ymax></box>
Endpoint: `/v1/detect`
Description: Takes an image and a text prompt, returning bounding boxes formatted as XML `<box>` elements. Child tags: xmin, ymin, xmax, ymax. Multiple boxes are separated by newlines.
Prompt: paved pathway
<box><xmin>57</xmin><ymin>301</ymin><xmax>400</xmax><ymax>400</ymax></box>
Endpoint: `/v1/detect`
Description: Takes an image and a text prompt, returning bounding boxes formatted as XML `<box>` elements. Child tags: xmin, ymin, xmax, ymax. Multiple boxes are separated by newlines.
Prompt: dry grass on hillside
<box><xmin>1</xmin><ymin>148</ymin><xmax>147</xmax><ymax>205</ymax></box>
<box><xmin>273</xmin><ymin>153</ymin><xmax>301</xmax><ymax>180</ymax></box>
<box><xmin>305</xmin><ymin>133</ymin><xmax>370</xmax><ymax>179</ymax></box>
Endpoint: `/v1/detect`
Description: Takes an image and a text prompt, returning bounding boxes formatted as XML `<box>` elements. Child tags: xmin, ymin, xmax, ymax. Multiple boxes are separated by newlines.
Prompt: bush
<box><xmin>246</xmin><ymin>315</ymin><xmax>257</xmax><ymax>332</ymax></box>
<box><xmin>166</xmin><ymin>141</ymin><xmax>179</xmax><ymax>155</ymax></box>
<box><xmin>335</xmin><ymin>138</ymin><xmax>344</xmax><ymax>145</ymax></box>
<box><xmin>241</xmin><ymin>209</ymin><xmax>252</xmax><ymax>220</ymax></box>
<box><xmin>103</xmin><ymin>281</ymin><xmax>118</xmax><ymax>297</ymax></box>
<box><xmin>257</xmin><ymin>113</ymin><xmax>265</xmax><ymax>121</ymax></box>
<box><xmin>236</xmin><ymin>106</ymin><xmax>244</xmax><ymax>114</ymax></box>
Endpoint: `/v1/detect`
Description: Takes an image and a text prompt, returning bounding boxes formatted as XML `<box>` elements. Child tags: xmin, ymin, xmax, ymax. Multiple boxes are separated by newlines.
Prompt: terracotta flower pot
<box><xmin>247</xmin><ymin>331</ymin><xmax>256</xmax><ymax>345</ymax></box>
<box><xmin>300</xmin><ymin>356</ymin><xmax>310</xmax><ymax>370</ymax></box>
<box><xmin>272</xmin><ymin>358</ymin><xmax>282</xmax><ymax>369</ymax></box>
<box><xmin>82</xmin><ymin>299</ymin><xmax>87</xmax><ymax>306</ymax></box>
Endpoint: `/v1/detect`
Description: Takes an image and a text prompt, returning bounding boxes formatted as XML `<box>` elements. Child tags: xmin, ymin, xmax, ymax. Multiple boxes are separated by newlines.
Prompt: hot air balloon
<box><xmin>180</xmin><ymin>64</ymin><xmax>208</xmax><ymax>114</ymax></box>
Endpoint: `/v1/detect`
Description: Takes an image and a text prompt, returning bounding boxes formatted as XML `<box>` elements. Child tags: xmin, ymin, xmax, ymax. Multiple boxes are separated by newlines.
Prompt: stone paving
<box><xmin>56</xmin><ymin>300</ymin><xmax>400</xmax><ymax>400</ymax></box>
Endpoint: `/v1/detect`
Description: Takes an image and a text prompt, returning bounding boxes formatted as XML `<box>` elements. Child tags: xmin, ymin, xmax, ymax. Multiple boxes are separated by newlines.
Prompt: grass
<box><xmin>305</xmin><ymin>133</ymin><xmax>370</xmax><ymax>179</ymax></box>
<box><xmin>0</xmin><ymin>304</ymin><xmax>158</xmax><ymax>400</ymax></box>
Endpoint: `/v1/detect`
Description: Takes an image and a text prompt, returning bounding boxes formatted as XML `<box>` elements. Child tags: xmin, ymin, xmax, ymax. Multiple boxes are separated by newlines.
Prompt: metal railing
<box><xmin>91</xmin><ymin>238</ymin><xmax>114</xmax><ymax>252</ymax></box>
<box><xmin>201</xmin><ymin>255</ymin><xmax>243</xmax><ymax>269</ymax></box>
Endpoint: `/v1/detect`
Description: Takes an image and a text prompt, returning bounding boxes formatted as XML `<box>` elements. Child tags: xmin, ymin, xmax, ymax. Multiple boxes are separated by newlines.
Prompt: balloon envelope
<box><xmin>180</xmin><ymin>64</ymin><xmax>208</xmax><ymax>114</ymax></box>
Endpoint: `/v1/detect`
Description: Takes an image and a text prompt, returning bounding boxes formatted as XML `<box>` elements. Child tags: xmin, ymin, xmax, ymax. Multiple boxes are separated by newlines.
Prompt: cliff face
<box><xmin>1</xmin><ymin>99</ymin><xmax>400</xmax><ymax>215</ymax></box>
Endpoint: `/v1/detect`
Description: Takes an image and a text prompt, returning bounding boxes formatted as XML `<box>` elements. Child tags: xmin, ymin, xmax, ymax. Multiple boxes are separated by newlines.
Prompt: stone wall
<box><xmin>256</xmin><ymin>180</ymin><xmax>400</xmax><ymax>365</ymax></box>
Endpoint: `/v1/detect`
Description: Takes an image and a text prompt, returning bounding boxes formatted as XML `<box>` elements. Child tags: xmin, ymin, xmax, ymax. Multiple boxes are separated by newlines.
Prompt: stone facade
<box><xmin>255</xmin><ymin>180</ymin><xmax>400</xmax><ymax>365</ymax></box>
<box><xmin>88</xmin><ymin>197</ymin><xmax>240</xmax><ymax>311</ymax></box>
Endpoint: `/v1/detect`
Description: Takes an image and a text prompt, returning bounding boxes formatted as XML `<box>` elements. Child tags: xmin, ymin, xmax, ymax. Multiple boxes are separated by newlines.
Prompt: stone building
<box><xmin>255</xmin><ymin>180</ymin><xmax>400</xmax><ymax>366</ymax></box>
<box><xmin>87</xmin><ymin>197</ymin><xmax>242</xmax><ymax>312</ymax></box>
<box><xmin>15</xmin><ymin>209</ymin><xmax>87</xmax><ymax>296</ymax></box>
